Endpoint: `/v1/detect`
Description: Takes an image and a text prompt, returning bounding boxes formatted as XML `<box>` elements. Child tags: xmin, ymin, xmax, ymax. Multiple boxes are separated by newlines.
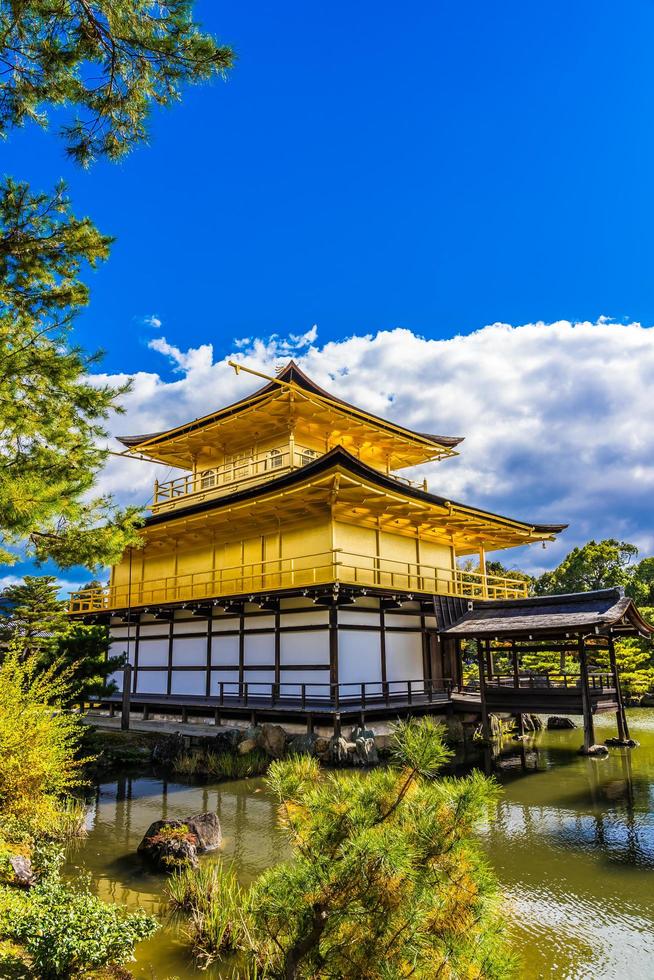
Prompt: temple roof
<box><xmin>142</xmin><ymin>444</ymin><xmax>566</xmax><ymax>554</ymax></box>
<box><xmin>441</xmin><ymin>588</ymin><xmax>654</xmax><ymax>638</ymax></box>
<box><xmin>116</xmin><ymin>360</ymin><xmax>463</xmax><ymax>468</ymax></box>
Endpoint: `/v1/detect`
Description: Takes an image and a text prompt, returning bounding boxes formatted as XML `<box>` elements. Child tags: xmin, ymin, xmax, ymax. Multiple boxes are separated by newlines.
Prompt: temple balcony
<box><xmin>150</xmin><ymin>446</ymin><xmax>428</xmax><ymax>515</ymax></box>
<box><xmin>68</xmin><ymin>549</ymin><xmax>529</xmax><ymax>613</ymax></box>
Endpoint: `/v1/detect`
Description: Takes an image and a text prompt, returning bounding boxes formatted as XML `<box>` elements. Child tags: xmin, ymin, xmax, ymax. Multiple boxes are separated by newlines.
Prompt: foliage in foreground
<box><xmin>173</xmin><ymin>718</ymin><xmax>513</xmax><ymax>979</ymax></box>
<box><xmin>0</xmin><ymin>848</ymin><xmax>157</xmax><ymax>979</ymax></box>
<box><xmin>0</xmin><ymin>650</ymin><xmax>87</xmax><ymax>835</ymax></box>
<box><xmin>0</xmin><ymin>0</ymin><xmax>234</xmax><ymax>166</ymax></box>
<box><xmin>168</xmin><ymin>862</ymin><xmax>245</xmax><ymax>968</ymax></box>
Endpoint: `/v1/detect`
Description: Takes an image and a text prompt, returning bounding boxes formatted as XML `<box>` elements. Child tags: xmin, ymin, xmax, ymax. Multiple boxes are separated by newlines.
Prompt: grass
<box><xmin>168</xmin><ymin>862</ymin><xmax>246</xmax><ymax>967</ymax></box>
<box><xmin>173</xmin><ymin>748</ymin><xmax>269</xmax><ymax>781</ymax></box>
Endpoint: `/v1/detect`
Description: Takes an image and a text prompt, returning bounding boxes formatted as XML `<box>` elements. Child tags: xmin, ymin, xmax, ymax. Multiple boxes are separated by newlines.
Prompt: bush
<box><xmin>0</xmin><ymin>851</ymin><xmax>157</xmax><ymax>978</ymax></box>
<box><xmin>0</xmin><ymin>650</ymin><xmax>89</xmax><ymax>835</ymax></box>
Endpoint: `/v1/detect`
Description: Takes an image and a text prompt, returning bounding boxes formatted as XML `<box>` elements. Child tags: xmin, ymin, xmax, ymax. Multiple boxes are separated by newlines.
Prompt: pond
<box><xmin>69</xmin><ymin>709</ymin><xmax>654</xmax><ymax>979</ymax></box>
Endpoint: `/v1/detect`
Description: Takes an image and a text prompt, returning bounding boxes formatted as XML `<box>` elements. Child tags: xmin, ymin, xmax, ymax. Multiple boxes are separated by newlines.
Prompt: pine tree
<box><xmin>246</xmin><ymin>718</ymin><xmax>514</xmax><ymax>979</ymax></box>
<box><xmin>0</xmin><ymin>576</ymin><xmax>123</xmax><ymax>702</ymax></box>
<box><xmin>0</xmin><ymin>2</ymin><xmax>233</xmax><ymax>569</ymax></box>
<box><xmin>0</xmin><ymin>177</ymin><xmax>144</xmax><ymax>568</ymax></box>
<box><xmin>0</xmin><ymin>1</ymin><xmax>234</xmax><ymax>166</ymax></box>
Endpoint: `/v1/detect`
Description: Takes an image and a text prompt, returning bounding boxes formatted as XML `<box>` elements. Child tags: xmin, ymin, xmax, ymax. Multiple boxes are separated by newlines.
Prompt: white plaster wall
<box><xmin>172</xmin><ymin>637</ymin><xmax>206</xmax><ymax>666</ymax></box>
<box><xmin>338</xmin><ymin>629</ymin><xmax>382</xmax><ymax>690</ymax></box>
<box><xmin>136</xmin><ymin>670</ymin><xmax>167</xmax><ymax>694</ymax></box>
<box><xmin>137</xmin><ymin>640</ymin><xmax>169</xmax><ymax>667</ymax></box>
<box><xmin>243</xmin><ymin>669</ymin><xmax>276</xmax><ymax>691</ymax></box>
<box><xmin>244</xmin><ymin>615</ymin><xmax>275</xmax><ymax>630</ymax></box>
<box><xmin>280</xmin><ymin>609</ymin><xmax>328</xmax><ymax>628</ymax></box>
<box><xmin>244</xmin><ymin>633</ymin><xmax>275</xmax><ymax>665</ymax></box>
<box><xmin>173</xmin><ymin>616</ymin><xmax>201</xmax><ymax>634</ymax></box>
<box><xmin>280</xmin><ymin>631</ymin><xmax>329</xmax><ymax>666</ymax></box>
<box><xmin>210</xmin><ymin>670</ymin><xmax>240</xmax><ymax>695</ymax></box>
<box><xmin>211</xmin><ymin>634</ymin><xmax>239</xmax><ymax>665</ymax></box>
<box><xmin>171</xmin><ymin>670</ymin><xmax>206</xmax><ymax>695</ymax></box>
<box><xmin>280</xmin><ymin>669</ymin><xmax>330</xmax><ymax>697</ymax></box>
<box><xmin>212</xmin><ymin>616</ymin><xmax>240</xmax><ymax>633</ymax></box>
<box><xmin>338</xmin><ymin>609</ymin><xmax>381</xmax><ymax>627</ymax></box>
<box><xmin>139</xmin><ymin>622</ymin><xmax>170</xmax><ymax>637</ymax></box>
<box><xmin>386</xmin><ymin>614</ymin><xmax>420</xmax><ymax>628</ymax></box>
<box><xmin>385</xmin><ymin>632</ymin><xmax>424</xmax><ymax>691</ymax></box>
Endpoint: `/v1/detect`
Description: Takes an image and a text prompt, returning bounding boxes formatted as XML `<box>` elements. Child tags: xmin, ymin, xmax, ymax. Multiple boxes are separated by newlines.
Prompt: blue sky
<box><xmin>6</xmin><ymin>0</ymin><xmax>654</xmax><ymax>374</ymax></box>
<box><xmin>4</xmin><ymin>1</ymin><xmax>654</xmax><ymax>590</ymax></box>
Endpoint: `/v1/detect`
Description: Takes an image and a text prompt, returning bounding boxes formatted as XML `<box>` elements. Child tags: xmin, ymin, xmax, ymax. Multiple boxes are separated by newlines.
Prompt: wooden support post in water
<box><xmin>476</xmin><ymin>639</ymin><xmax>491</xmax><ymax>741</ymax></box>
<box><xmin>121</xmin><ymin>665</ymin><xmax>132</xmax><ymax>731</ymax></box>
<box><xmin>578</xmin><ymin>637</ymin><xmax>595</xmax><ymax>752</ymax></box>
<box><xmin>608</xmin><ymin>634</ymin><xmax>631</xmax><ymax>741</ymax></box>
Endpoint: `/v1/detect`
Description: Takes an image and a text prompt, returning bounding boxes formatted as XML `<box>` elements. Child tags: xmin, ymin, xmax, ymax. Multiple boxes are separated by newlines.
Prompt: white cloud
<box><xmin>142</xmin><ymin>314</ymin><xmax>162</xmax><ymax>329</ymax></box>
<box><xmin>92</xmin><ymin>319</ymin><xmax>654</xmax><ymax>574</ymax></box>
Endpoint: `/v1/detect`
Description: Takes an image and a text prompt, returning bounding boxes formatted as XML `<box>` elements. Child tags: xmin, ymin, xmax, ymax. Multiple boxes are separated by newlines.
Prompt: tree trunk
<box><xmin>284</xmin><ymin>905</ymin><xmax>327</xmax><ymax>979</ymax></box>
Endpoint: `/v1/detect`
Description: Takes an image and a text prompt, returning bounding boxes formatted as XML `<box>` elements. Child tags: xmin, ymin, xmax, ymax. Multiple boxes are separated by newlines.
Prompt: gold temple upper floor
<box><xmin>68</xmin><ymin>547</ymin><xmax>529</xmax><ymax>613</ymax></box>
<box><xmin>151</xmin><ymin>442</ymin><xmax>428</xmax><ymax>515</ymax></box>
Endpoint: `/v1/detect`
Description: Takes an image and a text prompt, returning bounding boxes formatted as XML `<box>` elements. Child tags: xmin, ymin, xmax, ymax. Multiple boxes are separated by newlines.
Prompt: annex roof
<box><xmin>141</xmin><ymin>445</ymin><xmax>566</xmax><ymax>555</ymax></box>
<box><xmin>441</xmin><ymin>588</ymin><xmax>654</xmax><ymax>638</ymax></box>
<box><xmin>116</xmin><ymin>360</ymin><xmax>463</xmax><ymax>470</ymax></box>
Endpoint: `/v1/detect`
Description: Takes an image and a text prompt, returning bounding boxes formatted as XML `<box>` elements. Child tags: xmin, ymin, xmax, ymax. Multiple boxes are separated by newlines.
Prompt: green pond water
<box><xmin>69</xmin><ymin>709</ymin><xmax>654</xmax><ymax>979</ymax></box>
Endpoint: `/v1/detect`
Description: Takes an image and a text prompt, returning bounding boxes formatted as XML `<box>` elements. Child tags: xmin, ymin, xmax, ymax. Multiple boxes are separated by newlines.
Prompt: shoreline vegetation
<box><xmin>161</xmin><ymin>718</ymin><xmax>513</xmax><ymax>979</ymax></box>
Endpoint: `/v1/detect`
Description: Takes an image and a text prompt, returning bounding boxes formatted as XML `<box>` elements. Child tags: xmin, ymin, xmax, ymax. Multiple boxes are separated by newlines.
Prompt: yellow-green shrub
<box><xmin>0</xmin><ymin>649</ymin><xmax>88</xmax><ymax>836</ymax></box>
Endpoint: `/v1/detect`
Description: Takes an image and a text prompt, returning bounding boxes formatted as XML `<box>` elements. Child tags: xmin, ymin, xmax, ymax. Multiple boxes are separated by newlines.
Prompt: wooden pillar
<box><xmin>454</xmin><ymin>637</ymin><xmax>463</xmax><ymax>690</ymax></box>
<box><xmin>512</xmin><ymin>639</ymin><xmax>519</xmax><ymax>688</ymax></box>
<box><xmin>485</xmin><ymin>638</ymin><xmax>494</xmax><ymax>679</ymax></box>
<box><xmin>121</xmin><ymin>664</ymin><xmax>132</xmax><ymax>731</ymax></box>
<box><xmin>476</xmin><ymin>638</ymin><xmax>491</xmax><ymax>741</ymax></box>
<box><xmin>478</xmin><ymin>545</ymin><xmax>488</xmax><ymax>597</ymax></box>
<box><xmin>607</xmin><ymin>634</ymin><xmax>630</xmax><ymax>741</ymax></box>
<box><xmin>578</xmin><ymin>636</ymin><xmax>595</xmax><ymax>752</ymax></box>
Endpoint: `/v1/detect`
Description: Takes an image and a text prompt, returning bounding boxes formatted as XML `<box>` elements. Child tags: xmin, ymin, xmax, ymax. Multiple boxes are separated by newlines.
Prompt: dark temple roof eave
<box><xmin>441</xmin><ymin>587</ymin><xmax>654</xmax><ymax>638</ymax></box>
<box><xmin>141</xmin><ymin>444</ymin><xmax>567</xmax><ymax>539</ymax></box>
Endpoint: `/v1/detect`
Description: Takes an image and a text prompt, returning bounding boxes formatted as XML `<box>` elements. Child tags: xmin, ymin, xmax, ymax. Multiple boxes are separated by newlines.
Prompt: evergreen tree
<box><xmin>534</xmin><ymin>539</ymin><xmax>639</xmax><ymax>595</ymax></box>
<box><xmin>0</xmin><ymin>576</ymin><xmax>123</xmax><ymax>702</ymax></box>
<box><xmin>246</xmin><ymin>718</ymin><xmax>513</xmax><ymax>979</ymax></box>
<box><xmin>0</xmin><ymin>2</ymin><xmax>233</xmax><ymax>569</ymax></box>
<box><xmin>0</xmin><ymin>1</ymin><xmax>234</xmax><ymax>166</ymax></box>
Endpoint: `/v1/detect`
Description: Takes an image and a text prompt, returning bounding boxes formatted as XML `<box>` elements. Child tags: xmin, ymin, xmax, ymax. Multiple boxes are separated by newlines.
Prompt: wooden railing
<box><xmin>68</xmin><ymin>549</ymin><xmax>529</xmax><ymax>612</ymax></box>
<box><xmin>464</xmin><ymin>673</ymin><xmax>616</xmax><ymax>692</ymax></box>
<box><xmin>108</xmin><ymin>677</ymin><xmax>453</xmax><ymax>710</ymax></box>
<box><xmin>152</xmin><ymin>447</ymin><xmax>429</xmax><ymax>512</ymax></box>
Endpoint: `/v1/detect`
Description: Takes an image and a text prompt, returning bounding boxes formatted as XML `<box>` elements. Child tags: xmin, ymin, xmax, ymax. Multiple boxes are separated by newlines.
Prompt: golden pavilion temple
<box><xmin>70</xmin><ymin>360</ymin><xmax>651</xmax><ymax>742</ymax></box>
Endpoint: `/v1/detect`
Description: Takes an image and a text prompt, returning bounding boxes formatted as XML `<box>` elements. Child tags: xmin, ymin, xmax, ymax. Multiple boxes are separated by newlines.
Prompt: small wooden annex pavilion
<box><xmin>440</xmin><ymin>587</ymin><xmax>654</xmax><ymax>751</ymax></box>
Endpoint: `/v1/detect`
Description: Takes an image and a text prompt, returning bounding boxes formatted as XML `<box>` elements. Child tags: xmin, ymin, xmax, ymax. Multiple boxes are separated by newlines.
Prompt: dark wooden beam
<box><xmin>476</xmin><ymin>639</ymin><xmax>491</xmax><ymax>740</ymax></box>
<box><xmin>578</xmin><ymin>637</ymin><xmax>595</xmax><ymax>751</ymax></box>
<box><xmin>608</xmin><ymin>633</ymin><xmax>630</xmax><ymax>741</ymax></box>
